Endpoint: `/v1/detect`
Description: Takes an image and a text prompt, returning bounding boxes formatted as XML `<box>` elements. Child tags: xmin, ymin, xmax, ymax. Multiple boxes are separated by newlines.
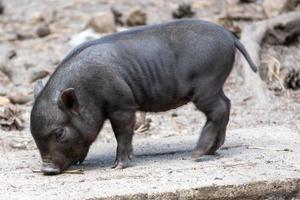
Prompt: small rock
<box><xmin>125</xmin><ymin>9</ymin><xmax>147</xmax><ymax>27</ymax></box>
<box><xmin>31</xmin><ymin>12</ymin><xmax>45</xmax><ymax>23</ymax></box>
<box><xmin>283</xmin><ymin>148</ymin><xmax>292</xmax><ymax>152</ymax></box>
<box><xmin>171</xmin><ymin>112</ymin><xmax>178</xmax><ymax>117</ymax></box>
<box><xmin>111</xmin><ymin>7</ymin><xmax>124</xmax><ymax>26</ymax></box>
<box><xmin>9</xmin><ymin>93</ymin><xmax>31</xmax><ymax>105</ymax></box>
<box><xmin>10</xmin><ymin>142</ymin><xmax>27</xmax><ymax>150</ymax></box>
<box><xmin>284</xmin><ymin>69</ymin><xmax>300</xmax><ymax>90</ymax></box>
<box><xmin>7</xmin><ymin>50</ymin><xmax>17</xmax><ymax>60</ymax></box>
<box><xmin>87</xmin><ymin>12</ymin><xmax>116</xmax><ymax>34</ymax></box>
<box><xmin>0</xmin><ymin>96</ymin><xmax>10</xmax><ymax>106</ymax></box>
<box><xmin>16</xmin><ymin>32</ymin><xmax>32</xmax><ymax>40</ymax></box>
<box><xmin>0</xmin><ymin>0</ymin><xmax>4</xmax><ymax>14</ymax></box>
<box><xmin>36</xmin><ymin>24</ymin><xmax>51</xmax><ymax>37</ymax></box>
<box><xmin>214</xmin><ymin>177</ymin><xmax>223</xmax><ymax>180</ymax></box>
<box><xmin>172</xmin><ymin>3</ymin><xmax>195</xmax><ymax>19</ymax></box>
<box><xmin>29</xmin><ymin>70</ymin><xmax>50</xmax><ymax>83</ymax></box>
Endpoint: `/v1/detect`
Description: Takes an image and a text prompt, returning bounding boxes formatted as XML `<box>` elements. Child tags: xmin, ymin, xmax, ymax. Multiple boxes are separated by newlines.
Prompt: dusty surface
<box><xmin>1</xmin><ymin>126</ymin><xmax>299</xmax><ymax>199</ymax></box>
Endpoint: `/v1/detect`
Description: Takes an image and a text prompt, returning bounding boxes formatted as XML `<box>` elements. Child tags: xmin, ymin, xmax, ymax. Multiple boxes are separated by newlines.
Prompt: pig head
<box><xmin>31</xmin><ymin>80</ymin><xmax>104</xmax><ymax>175</ymax></box>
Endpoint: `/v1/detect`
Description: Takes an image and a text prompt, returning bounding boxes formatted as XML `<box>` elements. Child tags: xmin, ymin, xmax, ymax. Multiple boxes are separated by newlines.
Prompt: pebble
<box><xmin>111</xmin><ymin>7</ymin><xmax>124</xmax><ymax>26</ymax></box>
<box><xmin>9</xmin><ymin>93</ymin><xmax>31</xmax><ymax>105</ymax></box>
<box><xmin>29</xmin><ymin>70</ymin><xmax>50</xmax><ymax>83</ymax></box>
<box><xmin>87</xmin><ymin>12</ymin><xmax>116</xmax><ymax>34</ymax></box>
<box><xmin>172</xmin><ymin>3</ymin><xmax>195</xmax><ymax>19</ymax></box>
<box><xmin>126</xmin><ymin>9</ymin><xmax>147</xmax><ymax>26</ymax></box>
<box><xmin>0</xmin><ymin>96</ymin><xmax>10</xmax><ymax>106</ymax></box>
<box><xmin>7</xmin><ymin>50</ymin><xmax>17</xmax><ymax>60</ymax></box>
<box><xmin>36</xmin><ymin>24</ymin><xmax>51</xmax><ymax>37</ymax></box>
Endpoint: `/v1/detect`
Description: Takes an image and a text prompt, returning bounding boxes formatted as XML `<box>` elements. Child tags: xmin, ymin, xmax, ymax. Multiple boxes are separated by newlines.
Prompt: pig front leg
<box><xmin>109</xmin><ymin>110</ymin><xmax>135</xmax><ymax>169</ymax></box>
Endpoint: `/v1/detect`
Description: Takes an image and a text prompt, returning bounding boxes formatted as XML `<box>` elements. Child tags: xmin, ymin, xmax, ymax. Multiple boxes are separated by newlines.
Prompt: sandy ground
<box><xmin>1</xmin><ymin>126</ymin><xmax>299</xmax><ymax>199</ymax></box>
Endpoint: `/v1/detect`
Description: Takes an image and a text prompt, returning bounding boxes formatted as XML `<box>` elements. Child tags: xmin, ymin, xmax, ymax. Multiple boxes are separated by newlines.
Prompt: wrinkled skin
<box><xmin>30</xmin><ymin>19</ymin><xmax>256</xmax><ymax>175</ymax></box>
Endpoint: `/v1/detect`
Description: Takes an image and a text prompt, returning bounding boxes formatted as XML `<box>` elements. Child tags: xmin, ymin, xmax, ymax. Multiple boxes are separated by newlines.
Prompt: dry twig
<box><xmin>32</xmin><ymin>169</ymin><xmax>84</xmax><ymax>174</ymax></box>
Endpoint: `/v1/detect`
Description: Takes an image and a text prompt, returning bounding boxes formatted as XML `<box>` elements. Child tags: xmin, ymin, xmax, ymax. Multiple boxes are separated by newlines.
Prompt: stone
<box><xmin>36</xmin><ymin>24</ymin><xmax>51</xmax><ymax>37</ymax></box>
<box><xmin>9</xmin><ymin>93</ymin><xmax>31</xmax><ymax>105</ymax></box>
<box><xmin>29</xmin><ymin>70</ymin><xmax>50</xmax><ymax>83</ymax></box>
<box><xmin>125</xmin><ymin>9</ymin><xmax>147</xmax><ymax>26</ymax></box>
<box><xmin>172</xmin><ymin>3</ymin><xmax>195</xmax><ymax>19</ymax></box>
<box><xmin>7</xmin><ymin>50</ymin><xmax>17</xmax><ymax>60</ymax></box>
<box><xmin>87</xmin><ymin>12</ymin><xmax>116</xmax><ymax>34</ymax></box>
<box><xmin>31</xmin><ymin>12</ymin><xmax>45</xmax><ymax>23</ymax></box>
<box><xmin>0</xmin><ymin>96</ymin><xmax>10</xmax><ymax>106</ymax></box>
<box><xmin>111</xmin><ymin>7</ymin><xmax>124</xmax><ymax>26</ymax></box>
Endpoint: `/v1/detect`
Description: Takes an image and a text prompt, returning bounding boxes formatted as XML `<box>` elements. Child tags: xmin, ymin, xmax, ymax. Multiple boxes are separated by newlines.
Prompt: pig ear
<box><xmin>34</xmin><ymin>79</ymin><xmax>45</xmax><ymax>99</ymax></box>
<box><xmin>59</xmin><ymin>88</ymin><xmax>80</xmax><ymax>113</ymax></box>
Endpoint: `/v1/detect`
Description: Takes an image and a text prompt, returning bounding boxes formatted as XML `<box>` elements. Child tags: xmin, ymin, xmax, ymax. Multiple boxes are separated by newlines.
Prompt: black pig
<box><xmin>31</xmin><ymin>19</ymin><xmax>257</xmax><ymax>175</ymax></box>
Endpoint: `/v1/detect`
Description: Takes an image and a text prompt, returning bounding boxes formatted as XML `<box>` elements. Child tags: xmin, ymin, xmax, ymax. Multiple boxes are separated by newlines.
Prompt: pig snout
<box><xmin>41</xmin><ymin>162</ymin><xmax>61</xmax><ymax>175</ymax></box>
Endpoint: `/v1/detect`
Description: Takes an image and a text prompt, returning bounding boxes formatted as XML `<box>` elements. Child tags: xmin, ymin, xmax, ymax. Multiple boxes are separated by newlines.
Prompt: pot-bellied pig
<box><xmin>31</xmin><ymin>19</ymin><xmax>257</xmax><ymax>175</ymax></box>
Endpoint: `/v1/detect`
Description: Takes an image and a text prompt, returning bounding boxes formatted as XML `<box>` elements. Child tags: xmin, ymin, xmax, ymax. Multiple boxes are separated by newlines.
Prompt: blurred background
<box><xmin>0</xmin><ymin>0</ymin><xmax>299</xmax><ymax>153</ymax></box>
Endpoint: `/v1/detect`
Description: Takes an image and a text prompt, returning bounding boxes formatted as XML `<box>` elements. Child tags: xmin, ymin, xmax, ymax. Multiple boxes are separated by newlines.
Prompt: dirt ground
<box><xmin>0</xmin><ymin>0</ymin><xmax>299</xmax><ymax>155</ymax></box>
<box><xmin>1</xmin><ymin>126</ymin><xmax>299</xmax><ymax>199</ymax></box>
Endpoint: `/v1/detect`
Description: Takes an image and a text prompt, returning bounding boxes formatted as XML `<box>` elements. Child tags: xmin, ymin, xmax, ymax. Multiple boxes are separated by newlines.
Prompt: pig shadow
<box><xmin>77</xmin><ymin>142</ymin><xmax>247</xmax><ymax>172</ymax></box>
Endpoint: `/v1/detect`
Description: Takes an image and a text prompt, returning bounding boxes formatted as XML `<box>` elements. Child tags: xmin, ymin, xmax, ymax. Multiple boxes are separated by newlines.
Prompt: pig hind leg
<box><xmin>109</xmin><ymin>110</ymin><xmax>135</xmax><ymax>169</ymax></box>
<box><xmin>192</xmin><ymin>91</ymin><xmax>230</xmax><ymax>159</ymax></box>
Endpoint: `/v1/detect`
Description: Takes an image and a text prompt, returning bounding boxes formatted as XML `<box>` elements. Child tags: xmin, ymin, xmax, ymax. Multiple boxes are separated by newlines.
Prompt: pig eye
<box><xmin>53</xmin><ymin>128</ymin><xmax>65</xmax><ymax>142</ymax></box>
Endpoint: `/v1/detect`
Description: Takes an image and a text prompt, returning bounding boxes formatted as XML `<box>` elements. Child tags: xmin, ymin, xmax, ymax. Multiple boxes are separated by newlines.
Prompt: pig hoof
<box><xmin>192</xmin><ymin>148</ymin><xmax>219</xmax><ymax>161</ymax></box>
<box><xmin>112</xmin><ymin>160</ymin><xmax>130</xmax><ymax>169</ymax></box>
<box><xmin>192</xmin><ymin>149</ymin><xmax>212</xmax><ymax>161</ymax></box>
<box><xmin>206</xmin><ymin>149</ymin><xmax>218</xmax><ymax>155</ymax></box>
<box><xmin>191</xmin><ymin>150</ymin><xmax>205</xmax><ymax>161</ymax></box>
<box><xmin>128</xmin><ymin>153</ymin><xmax>134</xmax><ymax>160</ymax></box>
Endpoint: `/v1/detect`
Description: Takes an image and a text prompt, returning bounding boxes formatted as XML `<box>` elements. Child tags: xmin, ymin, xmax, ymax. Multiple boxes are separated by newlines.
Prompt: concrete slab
<box><xmin>1</xmin><ymin>126</ymin><xmax>299</xmax><ymax>200</ymax></box>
